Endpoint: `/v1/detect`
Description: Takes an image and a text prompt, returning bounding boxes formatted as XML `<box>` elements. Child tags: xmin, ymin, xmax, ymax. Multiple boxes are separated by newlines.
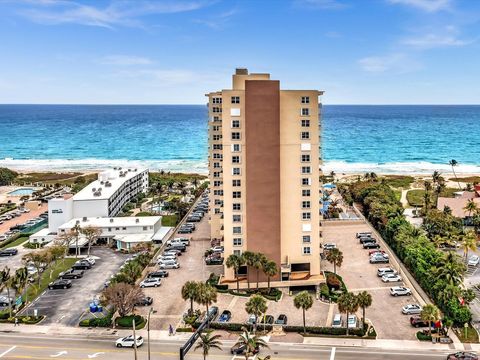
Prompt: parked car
<box><xmin>158</xmin><ymin>255</ymin><xmax>177</xmax><ymax>262</ymax></box>
<box><xmin>377</xmin><ymin>267</ymin><xmax>397</xmax><ymax>277</ymax></box>
<box><xmin>259</xmin><ymin>315</ymin><xmax>274</xmax><ymax>325</ymax></box>
<box><xmin>360</xmin><ymin>237</ymin><xmax>376</xmax><ymax>244</ymax></box>
<box><xmin>167</xmin><ymin>238</ymin><xmax>190</xmax><ymax>246</ymax></box>
<box><xmin>158</xmin><ymin>260</ymin><xmax>180</xmax><ymax>269</ymax></box>
<box><xmin>177</xmin><ymin>227</ymin><xmax>192</xmax><ymax>234</ymax></box>
<box><xmin>246</xmin><ymin>314</ymin><xmax>256</xmax><ymax>325</ymax></box>
<box><xmin>402</xmin><ymin>304</ymin><xmax>422</xmax><ymax>315</ymax></box>
<box><xmin>140</xmin><ymin>278</ymin><xmax>161</xmax><ymax>288</ymax></box>
<box><xmin>148</xmin><ymin>270</ymin><xmax>169</xmax><ymax>278</ymax></box>
<box><xmin>381</xmin><ymin>274</ymin><xmax>402</xmax><ymax>282</ymax></box>
<box><xmin>231</xmin><ymin>343</ymin><xmax>259</xmax><ymax>356</ymax></box>
<box><xmin>447</xmin><ymin>352</ymin><xmax>478</xmax><ymax>360</ymax></box>
<box><xmin>356</xmin><ymin>232</ymin><xmax>372</xmax><ymax>238</ymax></box>
<box><xmin>0</xmin><ymin>248</ymin><xmax>18</xmax><ymax>257</ymax></box>
<box><xmin>369</xmin><ymin>250</ymin><xmax>388</xmax><ymax>257</ymax></box>
<box><xmin>165</xmin><ymin>244</ymin><xmax>186</xmax><ymax>252</ymax></box>
<box><xmin>84</xmin><ymin>257</ymin><xmax>96</xmax><ymax>266</ymax></box>
<box><xmin>0</xmin><ymin>296</ymin><xmax>13</xmax><ymax>307</ymax></box>
<box><xmin>72</xmin><ymin>261</ymin><xmax>92</xmax><ymax>270</ymax></box>
<box><xmin>347</xmin><ymin>315</ymin><xmax>358</xmax><ymax>328</ymax></box>
<box><xmin>409</xmin><ymin>315</ymin><xmax>430</xmax><ymax>328</ymax></box>
<box><xmin>115</xmin><ymin>335</ymin><xmax>144</xmax><ymax>348</ymax></box>
<box><xmin>323</xmin><ymin>243</ymin><xmax>336</xmax><ymax>250</ymax></box>
<box><xmin>187</xmin><ymin>216</ymin><xmax>201</xmax><ymax>222</ymax></box>
<box><xmin>206</xmin><ymin>257</ymin><xmax>224</xmax><ymax>265</ymax></box>
<box><xmin>218</xmin><ymin>310</ymin><xmax>232</xmax><ymax>323</ymax></box>
<box><xmin>468</xmin><ymin>255</ymin><xmax>480</xmax><ymax>267</ymax></box>
<box><xmin>274</xmin><ymin>314</ymin><xmax>288</xmax><ymax>325</ymax></box>
<box><xmin>135</xmin><ymin>297</ymin><xmax>153</xmax><ymax>306</ymax></box>
<box><xmin>363</xmin><ymin>242</ymin><xmax>380</xmax><ymax>249</ymax></box>
<box><xmin>164</xmin><ymin>249</ymin><xmax>182</xmax><ymax>257</ymax></box>
<box><xmin>211</xmin><ymin>246</ymin><xmax>224</xmax><ymax>253</ymax></box>
<box><xmin>370</xmin><ymin>255</ymin><xmax>389</xmax><ymax>264</ymax></box>
<box><xmin>206</xmin><ymin>306</ymin><xmax>219</xmax><ymax>321</ymax></box>
<box><xmin>59</xmin><ymin>269</ymin><xmax>85</xmax><ymax>279</ymax></box>
<box><xmin>332</xmin><ymin>314</ymin><xmax>342</xmax><ymax>328</ymax></box>
<box><xmin>390</xmin><ymin>286</ymin><xmax>412</xmax><ymax>297</ymax></box>
<box><xmin>48</xmin><ymin>279</ymin><xmax>72</xmax><ymax>290</ymax></box>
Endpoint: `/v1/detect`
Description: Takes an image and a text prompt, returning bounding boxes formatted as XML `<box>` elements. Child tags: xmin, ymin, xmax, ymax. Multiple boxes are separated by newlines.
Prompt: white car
<box><xmin>377</xmin><ymin>267</ymin><xmax>397</xmax><ymax>277</ymax></box>
<box><xmin>468</xmin><ymin>255</ymin><xmax>480</xmax><ymax>267</ymax></box>
<box><xmin>158</xmin><ymin>255</ymin><xmax>176</xmax><ymax>262</ymax></box>
<box><xmin>210</xmin><ymin>246</ymin><xmax>224</xmax><ymax>253</ymax></box>
<box><xmin>390</xmin><ymin>286</ymin><xmax>412</xmax><ymax>297</ymax></box>
<box><xmin>115</xmin><ymin>335</ymin><xmax>144</xmax><ymax>348</ymax></box>
<box><xmin>347</xmin><ymin>315</ymin><xmax>358</xmax><ymax>328</ymax></box>
<box><xmin>382</xmin><ymin>274</ymin><xmax>402</xmax><ymax>283</ymax></box>
<box><xmin>402</xmin><ymin>304</ymin><xmax>422</xmax><ymax>315</ymax></box>
<box><xmin>84</xmin><ymin>257</ymin><xmax>96</xmax><ymax>266</ymax></box>
<box><xmin>323</xmin><ymin>243</ymin><xmax>336</xmax><ymax>250</ymax></box>
<box><xmin>140</xmin><ymin>278</ymin><xmax>161</xmax><ymax>288</ymax></box>
<box><xmin>158</xmin><ymin>261</ymin><xmax>180</xmax><ymax>269</ymax></box>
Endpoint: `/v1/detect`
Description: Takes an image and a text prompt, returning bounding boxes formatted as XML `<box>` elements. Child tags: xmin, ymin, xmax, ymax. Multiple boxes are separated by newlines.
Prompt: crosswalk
<box><xmin>466</xmin><ymin>265</ymin><xmax>478</xmax><ymax>277</ymax></box>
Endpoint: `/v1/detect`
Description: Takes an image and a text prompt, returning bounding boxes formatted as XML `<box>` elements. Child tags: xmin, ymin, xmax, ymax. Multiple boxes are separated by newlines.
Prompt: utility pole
<box><xmin>133</xmin><ymin>318</ymin><xmax>138</xmax><ymax>360</ymax></box>
<box><xmin>148</xmin><ymin>308</ymin><xmax>156</xmax><ymax>360</ymax></box>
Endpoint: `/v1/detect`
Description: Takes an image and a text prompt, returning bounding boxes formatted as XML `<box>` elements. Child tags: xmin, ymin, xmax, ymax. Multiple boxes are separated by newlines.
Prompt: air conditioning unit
<box><xmin>82</xmin><ymin>217</ymin><xmax>87</xmax><ymax>222</ymax></box>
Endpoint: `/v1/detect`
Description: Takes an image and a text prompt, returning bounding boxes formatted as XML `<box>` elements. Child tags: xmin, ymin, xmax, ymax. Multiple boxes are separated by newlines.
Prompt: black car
<box><xmin>177</xmin><ymin>227</ymin><xmax>192</xmax><ymax>234</ymax></box>
<box><xmin>359</xmin><ymin>237</ymin><xmax>376</xmax><ymax>244</ymax></box>
<box><xmin>410</xmin><ymin>316</ymin><xmax>430</xmax><ymax>328</ymax></box>
<box><xmin>186</xmin><ymin>216</ymin><xmax>201</xmax><ymax>222</ymax></box>
<box><xmin>0</xmin><ymin>248</ymin><xmax>18</xmax><ymax>257</ymax></box>
<box><xmin>59</xmin><ymin>269</ymin><xmax>85</xmax><ymax>279</ymax></box>
<box><xmin>363</xmin><ymin>242</ymin><xmax>380</xmax><ymax>249</ymax></box>
<box><xmin>231</xmin><ymin>344</ymin><xmax>259</xmax><ymax>355</ymax></box>
<box><xmin>135</xmin><ymin>296</ymin><xmax>153</xmax><ymax>306</ymax></box>
<box><xmin>207</xmin><ymin>306</ymin><xmax>219</xmax><ymax>321</ymax></box>
<box><xmin>148</xmin><ymin>270</ymin><xmax>169</xmax><ymax>278</ymax></box>
<box><xmin>206</xmin><ymin>257</ymin><xmax>224</xmax><ymax>265</ymax></box>
<box><xmin>275</xmin><ymin>314</ymin><xmax>288</xmax><ymax>325</ymax></box>
<box><xmin>165</xmin><ymin>244</ymin><xmax>186</xmax><ymax>252</ymax></box>
<box><xmin>72</xmin><ymin>261</ymin><xmax>92</xmax><ymax>270</ymax></box>
<box><xmin>48</xmin><ymin>279</ymin><xmax>72</xmax><ymax>290</ymax></box>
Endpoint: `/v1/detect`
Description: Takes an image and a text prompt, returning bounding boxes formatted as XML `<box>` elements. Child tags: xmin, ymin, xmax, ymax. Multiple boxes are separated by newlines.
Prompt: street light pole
<box><xmin>148</xmin><ymin>307</ymin><xmax>156</xmax><ymax>360</ymax></box>
<box><xmin>132</xmin><ymin>318</ymin><xmax>138</xmax><ymax>360</ymax></box>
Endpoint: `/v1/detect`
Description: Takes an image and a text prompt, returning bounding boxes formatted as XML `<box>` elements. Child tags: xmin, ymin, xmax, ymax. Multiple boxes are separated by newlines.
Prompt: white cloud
<box><xmin>358</xmin><ymin>53</ymin><xmax>421</xmax><ymax>73</ymax></box>
<box><xmin>402</xmin><ymin>26</ymin><xmax>474</xmax><ymax>49</ymax></box>
<box><xmin>293</xmin><ymin>0</ymin><xmax>348</xmax><ymax>10</ymax></box>
<box><xmin>98</xmin><ymin>55</ymin><xmax>154</xmax><ymax>66</ymax></box>
<box><xmin>387</xmin><ymin>0</ymin><xmax>452</xmax><ymax>12</ymax></box>
<box><xmin>17</xmin><ymin>0</ymin><xmax>212</xmax><ymax>28</ymax></box>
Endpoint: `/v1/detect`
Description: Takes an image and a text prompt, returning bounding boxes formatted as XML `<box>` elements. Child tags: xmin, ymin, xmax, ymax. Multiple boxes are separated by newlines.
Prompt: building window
<box><xmin>233</xmin><ymin>215</ymin><xmax>241</xmax><ymax>222</ymax></box>
<box><xmin>233</xmin><ymin>191</ymin><xmax>241</xmax><ymax>199</ymax></box>
<box><xmin>233</xmin><ymin>250</ymin><xmax>242</xmax><ymax>256</ymax></box>
<box><xmin>301</xmin><ymin>119</ymin><xmax>310</xmax><ymax>127</ymax></box>
<box><xmin>233</xmin><ymin>226</ymin><xmax>242</xmax><ymax>234</ymax></box>
<box><xmin>301</xmin><ymin>96</ymin><xmax>310</xmax><ymax>104</ymax></box>
<box><xmin>213</xmin><ymin>116</ymin><xmax>220</xmax><ymax>122</ymax></box>
<box><xmin>302</xmin><ymin>212</ymin><xmax>311</xmax><ymax>220</ymax></box>
<box><xmin>301</xmin><ymin>108</ymin><xmax>310</xmax><ymax>116</ymax></box>
<box><xmin>212</xmin><ymin>97</ymin><xmax>222</xmax><ymax>104</ymax></box>
<box><xmin>232</xmin><ymin>168</ymin><xmax>241</xmax><ymax>175</ymax></box>
<box><xmin>213</xmin><ymin>135</ymin><xmax>222</xmax><ymax>141</ymax></box>
<box><xmin>212</xmin><ymin>107</ymin><xmax>222</xmax><ymax>113</ymax></box>
<box><xmin>213</xmin><ymin>190</ymin><xmax>223</xmax><ymax>196</ymax></box>
<box><xmin>115</xmin><ymin>227</ymin><xmax>120</xmax><ymax>230</ymax></box>
<box><xmin>214</xmin><ymin>208</ymin><xmax>221</xmax><ymax>214</ymax></box>
<box><xmin>213</xmin><ymin>162</ymin><xmax>221</xmax><ymax>168</ymax></box>
<box><xmin>301</xmin><ymin>131</ymin><xmax>310</xmax><ymax>140</ymax></box>
<box><xmin>231</xmin><ymin>132</ymin><xmax>241</xmax><ymax>140</ymax></box>
<box><xmin>303</xmin><ymin>235</ymin><xmax>311</xmax><ymax>243</ymax></box>
<box><xmin>232</xmin><ymin>179</ymin><xmax>241</xmax><ymax>187</ymax></box>
<box><xmin>302</xmin><ymin>201</ymin><xmax>311</xmax><ymax>209</ymax></box>
<box><xmin>232</xmin><ymin>144</ymin><xmax>241</xmax><ymax>152</ymax></box>
<box><xmin>302</xmin><ymin>166</ymin><xmax>311</xmax><ymax>174</ymax></box>
<box><xmin>232</xmin><ymin>120</ymin><xmax>240</xmax><ymax>128</ymax></box>
<box><xmin>233</xmin><ymin>238</ymin><xmax>242</xmax><ymax>246</ymax></box>
<box><xmin>233</xmin><ymin>203</ymin><xmax>241</xmax><ymax>211</ymax></box>
<box><xmin>302</xmin><ymin>178</ymin><xmax>311</xmax><ymax>186</ymax></box>
<box><xmin>212</xmin><ymin>125</ymin><xmax>221</xmax><ymax>131</ymax></box>
<box><xmin>232</xmin><ymin>156</ymin><xmax>240</xmax><ymax>164</ymax></box>
<box><xmin>143</xmin><ymin>226</ymin><xmax>148</xmax><ymax>231</ymax></box>
<box><xmin>213</xmin><ymin>153</ymin><xmax>222</xmax><ymax>159</ymax></box>
<box><xmin>302</xmin><ymin>189</ymin><xmax>311</xmax><ymax>196</ymax></box>
<box><xmin>213</xmin><ymin>172</ymin><xmax>221</xmax><ymax>178</ymax></box>
<box><xmin>108</xmin><ymin>227</ymin><xmax>112</xmax><ymax>232</ymax></box>
<box><xmin>213</xmin><ymin>144</ymin><xmax>222</xmax><ymax>150</ymax></box>
<box><xmin>301</xmin><ymin>154</ymin><xmax>310</xmax><ymax>162</ymax></box>
<box><xmin>231</xmin><ymin>96</ymin><xmax>240</xmax><ymax>104</ymax></box>
<box><xmin>214</xmin><ymin>180</ymin><xmax>222</xmax><ymax>187</ymax></box>
<box><xmin>303</xmin><ymin>246</ymin><xmax>312</xmax><ymax>255</ymax></box>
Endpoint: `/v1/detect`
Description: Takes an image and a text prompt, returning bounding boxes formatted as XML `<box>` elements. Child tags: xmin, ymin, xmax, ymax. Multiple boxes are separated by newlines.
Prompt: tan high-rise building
<box><xmin>207</xmin><ymin>68</ymin><xmax>324</xmax><ymax>288</ymax></box>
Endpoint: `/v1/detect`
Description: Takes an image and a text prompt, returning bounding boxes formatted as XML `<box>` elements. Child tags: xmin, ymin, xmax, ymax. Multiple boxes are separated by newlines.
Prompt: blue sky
<box><xmin>0</xmin><ymin>0</ymin><xmax>479</xmax><ymax>104</ymax></box>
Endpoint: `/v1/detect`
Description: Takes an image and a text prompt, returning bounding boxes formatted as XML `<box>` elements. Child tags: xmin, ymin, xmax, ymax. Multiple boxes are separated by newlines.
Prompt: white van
<box><xmin>332</xmin><ymin>314</ymin><xmax>342</xmax><ymax>328</ymax></box>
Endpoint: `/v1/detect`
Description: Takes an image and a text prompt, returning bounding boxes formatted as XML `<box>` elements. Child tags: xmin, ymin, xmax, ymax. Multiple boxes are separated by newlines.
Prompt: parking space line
<box><xmin>329</xmin><ymin>347</ymin><xmax>336</xmax><ymax>360</ymax></box>
<box><xmin>0</xmin><ymin>346</ymin><xmax>16</xmax><ymax>358</ymax></box>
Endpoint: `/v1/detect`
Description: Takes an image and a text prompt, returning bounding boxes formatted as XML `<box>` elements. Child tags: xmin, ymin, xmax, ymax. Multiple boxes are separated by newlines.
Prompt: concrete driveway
<box><xmin>22</xmin><ymin>247</ymin><xmax>128</xmax><ymax>326</ymax></box>
<box><xmin>322</xmin><ymin>222</ymin><xmax>421</xmax><ymax>340</ymax></box>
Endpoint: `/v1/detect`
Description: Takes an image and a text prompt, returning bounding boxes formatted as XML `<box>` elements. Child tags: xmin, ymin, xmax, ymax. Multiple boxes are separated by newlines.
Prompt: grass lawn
<box><xmin>25</xmin><ymin>258</ymin><xmax>77</xmax><ymax>302</ymax></box>
<box><xmin>454</xmin><ymin>325</ymin><xmax>479</xmax><ymax>343</ymax></box>
<box><xmin>162</xmin><ymin>214</ymin><xmax>179</xmax><ymax>227</ymax></box>
<box><xmin>1</xmin><ymin>236</ymin><xmax>29</xmax><ymax>249</ymax></box>
<box><xmin>449</xmin><ymin>176</ymin><xmax>480</xmax><ymax>183</ymax></box>
<box><xmin>383</xmin><ymin>175</ymin><xmax>415</xmax><ymax>189</ymax></box>
<box><xmin>406</xmin><ymin>187</ymin><xmax>459</xmax><ymax>207</ymax></box>
<box><xmin>393</xmin><ymin>190</ymin><xmax>402</xmax><ymax>202</ymax></box>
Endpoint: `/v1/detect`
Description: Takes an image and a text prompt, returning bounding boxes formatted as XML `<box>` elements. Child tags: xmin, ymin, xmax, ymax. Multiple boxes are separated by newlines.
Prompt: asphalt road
<box><xmin>0</xmin><ymin>332</ymin><xmax>456</xmax><ymax>360</ymax></box>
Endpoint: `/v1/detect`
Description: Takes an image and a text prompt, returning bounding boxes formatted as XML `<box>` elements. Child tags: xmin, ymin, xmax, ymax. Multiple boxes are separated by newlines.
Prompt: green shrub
<box><xmin>416</xmin><ymin>331</ymin><xmax>432</xmax><ymax>341</ymax></box>
<box><xmin>320</xmin><ymin>283</ymin><xmax>329</xmax><ymax>299</ymax></box>
<box><xmin>176</xmin><ymin>327</ymin><xmax>194</xmax><ymax>332</ymax></box>
<box><xmin>116</xmin><ymin>315</ymin><xmax>145</xmax><ymax>329</ymax></box>
<box><xmin>229</xmin><ymin>290</ymin><xmax>251</xmax><ymax>297</ymax></box>
<box><xmin>136</xmin><ymin>211</ymin><xmax>154</xmax><ymax>217</ymax></box>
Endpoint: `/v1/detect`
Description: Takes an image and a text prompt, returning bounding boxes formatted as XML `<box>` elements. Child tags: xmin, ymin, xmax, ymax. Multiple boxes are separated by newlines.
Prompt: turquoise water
<box><xmin>8</xmin><ymin>188</ymin><xmax>34</xmax><ymax>195</ymax></box>
<box><xmin>1</xmin><ymin>105</ymin><xmax>480</xmax><ymax>174</ymax></box>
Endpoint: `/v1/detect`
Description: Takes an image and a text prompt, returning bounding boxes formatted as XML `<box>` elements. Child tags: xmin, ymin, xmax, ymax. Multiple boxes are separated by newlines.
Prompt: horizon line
<box><xmin>1</xmin><ymin>103</ymin><xmax>480</xmax><ymax>106</ymax></box>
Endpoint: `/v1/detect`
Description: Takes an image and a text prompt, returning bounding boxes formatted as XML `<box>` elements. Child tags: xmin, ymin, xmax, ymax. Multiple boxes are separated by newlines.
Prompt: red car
<box><xmin>369</xmin><ymin>250</ymin><xmax>387</xmax><ymax>256</ymax></box>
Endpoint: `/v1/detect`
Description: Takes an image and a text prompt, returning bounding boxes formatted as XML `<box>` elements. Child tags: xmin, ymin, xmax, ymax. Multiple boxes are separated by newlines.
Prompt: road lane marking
<box><xmin>329</xmin><ymin>347</ymin><xmax>336</xmax><ymax>360</ymax></box>
<box><xmin>0</xmin><ymin>346</ymin><xmax>17</xmax><ymax>358</ymax></box>
<box><xmin>49</xmin><ymin>351</ymin><xmax>67</xmax><ymax>358</ymax></box>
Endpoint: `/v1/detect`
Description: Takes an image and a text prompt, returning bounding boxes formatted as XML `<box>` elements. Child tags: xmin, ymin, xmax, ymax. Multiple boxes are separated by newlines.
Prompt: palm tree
<box><xmin>226</xmin><ymin>254</ymin><xmax>244</xmax><ymax>292</ymax></box>
<box><xmin>460</xmin><ymin>230</ymin><xmax>477</xmax><ymax>260</ymax></box>
<box><xmin>293</xmin><ymin>291</ymin><xmax>313</xmax><ymax>334</ymax></box>
<box><xmin>194</xmin><ymin>330</ymin><xmax>222</xmax><ymax>360</ymax></box>
<box><xmin>122</xmin><ymin>261</ymin><xmax>143</xmax><ymax>284</ymax></box>
<box><xmin>432</xmin><ymin>252</ymin><xmax>465</xmax><ymax>286</ymax></box>
<box><xmin>449</xmin><ymin>159</ymin><xmax>461</xmax><ymax>189</ymax></box>
<box><xmin>464</xmin><ymin>199</ymin><xmax>478</xmax><ymax>219</ymax></box>
<box><xmin>245</xmin><ymin>295</ymin><xmax>267</xmax><ymax>333</ymax></box>
<box><xmin>356</xmin><ymin>291</ymin><xmax>372</xmax><ymax>330</ymax></box>
<box><xmin>262</xmin><ymin>260</ymin><xmax>278</xmax><ymax>291</ymax></box>
<box><xmin>325</xmin><ymin>248</ymin><xmax>343</xmax><ymax>275</ymax></box>
<box><xmin>181</xmin><ymin>281</ymin><xmax>199</xmax><ymax>315</ymax></box>
<box><xmin>196</xmin><ymin>283</ymin><xmax>217</xmax><ymax>327</ymax></box>
<box><xmin>337</xmin><ymin>292</ymin><xmax>359</xmax><ymax>336</ymax></box>
<box><xmin>253</xmin><ymin>253</ymin><xmax>266</xmax><ymax>290</ymax></box>
<box><xmin>234</xmin><ymin>328</ymin><xmax>269</xmax><ymax>360</ymax></box>
<box><xmin>81</xmin><ymin>226</ymin><xmax>101</xmax><ymax>256</ymax></box>
<box><xmin>0</xmin><ymin>267</ymin><xmax>13</xmax><ymax>317</ymax></box>
<box><xmin>11</xmin><ymin>267</ymin><xmax>28</xmax><ymax>311</ymax></box>
<box><xmin>420</xmin><ymin>304</ymin><xmax>440</xmax><ymax>337</ymax></box>
<box><xmin>242</xmin><ymin>251</ymin><xmax>255</xmax><ymax>290</ymax></box>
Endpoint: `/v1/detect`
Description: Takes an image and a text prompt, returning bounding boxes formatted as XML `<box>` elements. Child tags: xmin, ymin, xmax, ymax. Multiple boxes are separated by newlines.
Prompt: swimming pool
<box><xmin>7</xmin><ymin>188</ymin><xmax>35</xmax><ymax>196</ymax></box>
<box><xmin>323</xmin><ymin>183</ymin><xmax>336</xmax><ymax>189</ymax></box>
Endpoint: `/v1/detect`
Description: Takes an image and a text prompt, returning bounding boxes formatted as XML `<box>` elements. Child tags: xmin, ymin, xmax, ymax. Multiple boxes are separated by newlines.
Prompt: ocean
<box><xmin>1</xmin><ymin>104</ymin><xmax>480</xmax><ymax>174</ymax></box>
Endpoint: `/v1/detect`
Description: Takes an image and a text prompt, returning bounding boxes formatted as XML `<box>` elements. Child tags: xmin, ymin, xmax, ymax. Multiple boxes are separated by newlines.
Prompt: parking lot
<box><xmin>322</xmin><ymin>222</ymin><xmax>421</xmax><ymax>340</ymax></box>
<box><xmin>22</xmin><ymin>247</ymin><xmax>128</xmax><ymax>326</ymax></box>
